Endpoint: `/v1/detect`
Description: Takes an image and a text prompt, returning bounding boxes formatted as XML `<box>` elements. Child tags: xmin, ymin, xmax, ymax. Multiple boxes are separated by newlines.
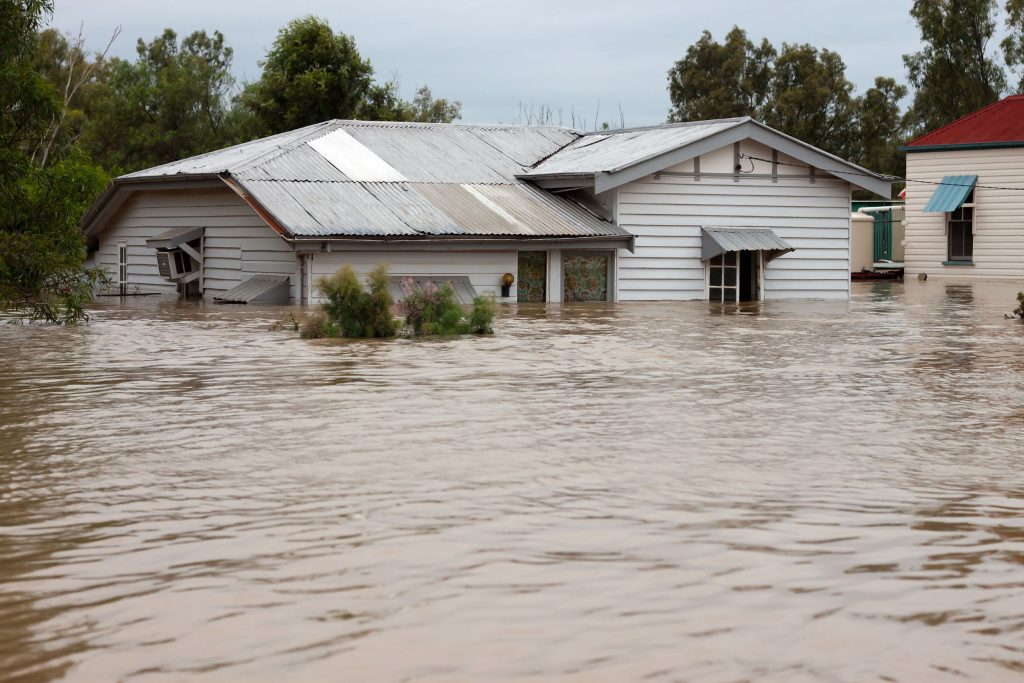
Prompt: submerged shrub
<box><xmin>316</xmin><ymin>264</ymin><xmax>398</xmax><ymax>338</ymax></box>
<box><xmin>397</xmin><ymin>277</ymin><xmax>495</xmax><ymax>336</ymax></box>
<box><xmin>299</xmin><ymin>312</ymin><xmax>338</xmax><ymax>339</ymax></box>
<box><xmin>468</xmin><ymin>294</ymin><xmax>496</xmax><ymax>334</ymax></box>
<box><xmin>1013</xmin><ymin>292</ymin><xmax>1024</xmax><ymax>320</ymax></box>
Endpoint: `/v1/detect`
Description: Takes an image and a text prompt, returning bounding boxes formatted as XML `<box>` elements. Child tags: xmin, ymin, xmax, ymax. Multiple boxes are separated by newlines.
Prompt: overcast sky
<box><xmin>48</xmin><ymin>0</ymin><xmax>926</xmax><ymax>127</ymax></box>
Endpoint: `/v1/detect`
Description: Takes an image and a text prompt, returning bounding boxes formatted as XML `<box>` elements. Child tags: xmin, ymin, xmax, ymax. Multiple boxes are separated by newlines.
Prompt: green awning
<box><xmin>922</xmin><ymin>175</ymin><xmax>977</xmax><ymax>213</ymax></box>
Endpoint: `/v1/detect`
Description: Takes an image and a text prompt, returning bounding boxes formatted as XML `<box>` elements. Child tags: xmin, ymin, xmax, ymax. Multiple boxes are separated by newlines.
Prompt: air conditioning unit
<box><xmin>155</xmin><ymin>248</ymin><xmax>196</xmax><ymax>281</ymax></box>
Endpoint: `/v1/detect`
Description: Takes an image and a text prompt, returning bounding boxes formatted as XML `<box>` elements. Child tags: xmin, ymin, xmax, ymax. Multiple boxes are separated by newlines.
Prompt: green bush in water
<box><xmin>317</xmin><ymin>264</ymin><xmax>398</xmax><ymax>338</ymax></box>
<box><xmin>299</xmin><ymin>312</ymin><xmax>338</xmax><ymax>339</ymax></box>
<box><xmin>397</xmin><ymin>277</ymin><xmax>495</xmax><ymax>336</ymax></box>
<box><xmin>468</xmin><ymin>294</ymin><xmax>496</xmax><ymax>334</ymax></box>
<box><xmin>1014</xmin><ymin>292</ymin><xmax>1024</xmax><ymax>319</ymax></box>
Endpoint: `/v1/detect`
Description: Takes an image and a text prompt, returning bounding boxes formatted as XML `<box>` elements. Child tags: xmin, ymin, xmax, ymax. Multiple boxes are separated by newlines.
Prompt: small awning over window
<box><xmin>922</xmin><ymin>175</ymin><xmax>977</xmax><ymax>213</ymax></box>
<box><xmin>145</xmin><ymin>226</ymin><xmax>205</xmax><ymax>250</ymax></box>
<box><xmin>700</xmin><ymin>227</ymin><xmax>795</xmax><ymax>262</ymax></box>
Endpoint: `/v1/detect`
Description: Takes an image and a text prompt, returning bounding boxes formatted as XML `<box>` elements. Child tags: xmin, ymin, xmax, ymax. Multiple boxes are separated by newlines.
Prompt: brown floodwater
<box><xmin>1</xmin><ymin>280</ymin><xmax>1023</xmax><ymax>682</ymax></box>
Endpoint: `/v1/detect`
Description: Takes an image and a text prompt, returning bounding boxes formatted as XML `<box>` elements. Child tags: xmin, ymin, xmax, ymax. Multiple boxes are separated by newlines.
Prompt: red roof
<box><xmin>906</xmin><ymin>95</ymin><xmax>1024</xmax><ymax>148</ymax></box>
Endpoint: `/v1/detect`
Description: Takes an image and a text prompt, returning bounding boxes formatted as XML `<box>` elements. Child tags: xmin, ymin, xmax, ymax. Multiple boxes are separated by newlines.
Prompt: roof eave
<box><xmin>81</xmin><ymin>173</ymin><xmax>230</xmax><ymax>239</ymax></box>
<box><xmin>901</xmin><ymin>140</ymin><xmax>1024</xmax><ymax>152</ymax></box>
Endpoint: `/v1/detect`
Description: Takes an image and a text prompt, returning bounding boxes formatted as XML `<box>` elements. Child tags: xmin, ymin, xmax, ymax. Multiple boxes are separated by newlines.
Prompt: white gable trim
<box><xmin>589</xmin><ymin>120</ymin><xmax>890</xmax><ymax>197</ymax></box>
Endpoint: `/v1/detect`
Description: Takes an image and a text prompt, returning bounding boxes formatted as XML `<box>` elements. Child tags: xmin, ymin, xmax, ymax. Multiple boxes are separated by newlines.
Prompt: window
<box><xmin>707</xmin><ymin>252</ymin><xmax>739</xmax><ymax>302</ymax></box>
<box><xmin>947</xmin><ymin>189</ymin><xmax>974</xmax><ymax>263</ymax></box>
<box><xmin>117</xmin><ymin>240</ymin><xmax>127</xmax><ymax>295</ymax></box>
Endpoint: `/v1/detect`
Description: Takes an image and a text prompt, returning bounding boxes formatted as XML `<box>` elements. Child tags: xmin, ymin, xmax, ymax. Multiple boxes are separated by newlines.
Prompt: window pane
<box><xmin>963</xmin><ymin>226</ymin><xmax>973</xmax><ymax>258</ymax></box>
<box><xmin>709</xmin><ymin>286</ymin><xmax>722</xmax><ymax>301</ymax></box>
<box><xmin>723</xmin><ymin>287</ymin><xmax>737</xmax><ymax>302</ymax></box>
<box><xmin>724</xmin><ymin>268</ymin><xmax>737</xmax><ymax>286</ymax></box>
<box><xmin>711</xmin><ymin>254</ymin><xmax>723</xmax><ymax>266</ymax></box>
<box><xmin>724</xmin><ymin>251</ymin><xmax>737</xmax><ymax>266</ymax></box>
<box><xmin>710</xmin><ymin>268</ymin><xmax>722</xmax><ymax>286</ymax></box>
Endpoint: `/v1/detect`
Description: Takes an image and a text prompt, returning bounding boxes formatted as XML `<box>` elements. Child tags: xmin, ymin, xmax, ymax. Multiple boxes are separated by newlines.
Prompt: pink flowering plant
<box><xmin>396</xmin><ymin>276</ymin><xmax>495</xmax><ymax>336</ymax></box>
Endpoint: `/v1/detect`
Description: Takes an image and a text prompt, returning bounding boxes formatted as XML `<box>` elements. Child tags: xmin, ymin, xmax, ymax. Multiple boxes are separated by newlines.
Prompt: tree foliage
<box><xmin>667</xmin><ymin>27</ymin><xmax>905</xmax><ymax>175</ymax></box>
<box><xmin>667</xmin><ymin>28</ymin><xmax>774</xmax><ymax>122</ymax></box>
<box><xmin>241</xmin><ymin>16</ymin><xmax>460</xmax><ymax>135</ymax></box>
<box><xmin>903</xmin><ymin>0</ymin><xmax>1007</xmax><ymax>133</ymax></box>
<box><xmin>80</xmin><ymin>29</ymin><xmax>238</xmax><ymax>173</ymax></box>
<box><xmin>1</xmin><ymin>0</ymin><xmax>108</xmax><ymax>323</ymax></box>
<box><xmin>1002</xmin><ymin>0</ymin><xmax>1024</xmax><ymax>91</ymax></box>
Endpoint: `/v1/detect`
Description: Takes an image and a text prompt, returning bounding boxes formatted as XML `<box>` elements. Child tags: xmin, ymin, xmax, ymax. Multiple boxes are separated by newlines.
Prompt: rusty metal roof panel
<box><xmin>524</xmin><ymin>118</ymin><xmax>747</xmax><ymax>176</ymax></box>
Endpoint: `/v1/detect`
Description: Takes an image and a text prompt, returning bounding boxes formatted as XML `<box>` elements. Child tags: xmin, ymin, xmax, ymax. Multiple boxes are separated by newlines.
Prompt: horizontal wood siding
<box><xmin>95</xmin><ymin>187</ymin><xmax>299</xmax><ymax>300</ymax></box>
<box><xmin>904</xmin><ymin>148</ymin><xmax>1024</xmax><ymax>279</ymax></box>
<box><xmin>309</xmin><ymin>250</ymin><xmax>517</xmax><ymax>303</ymax></box>
<box><xmin>615</xmin><ymin>144</ymin><xmax>852</xmax><ymax>301</ymax></box>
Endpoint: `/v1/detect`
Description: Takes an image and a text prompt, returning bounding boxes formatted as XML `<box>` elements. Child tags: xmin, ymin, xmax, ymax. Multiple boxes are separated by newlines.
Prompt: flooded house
<box><xmin>902</xmin><ymin>95</ymin><xmax>1024</xmax><ymax>280</ymax></box>
<box><xmin>82</xmin><ymin>118</ymin><xmax>890</xmax><ymax>304</ymax></box>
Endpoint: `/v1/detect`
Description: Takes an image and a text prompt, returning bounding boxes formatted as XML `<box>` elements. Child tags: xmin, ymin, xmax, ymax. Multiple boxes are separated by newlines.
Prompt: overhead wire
<box><xmin>738</xmin><ymin>154</ymin><xmax>1024</xmax><ymax>193</ymax></box>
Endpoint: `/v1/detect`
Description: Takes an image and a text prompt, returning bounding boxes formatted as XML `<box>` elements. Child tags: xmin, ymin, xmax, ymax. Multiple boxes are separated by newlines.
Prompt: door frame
<box><xmin>705</xmin><ymin>250</ymin><xmax>765</xmax><ymax>302</ymax></box>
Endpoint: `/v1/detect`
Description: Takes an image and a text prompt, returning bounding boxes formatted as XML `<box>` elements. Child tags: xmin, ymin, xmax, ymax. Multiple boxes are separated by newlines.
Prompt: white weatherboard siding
<box><xmin>614</xmin><ymin>140</ymin><xmax>853</xmax><ymax>301</ymax></box>
<box><xmin>96</xmin><ymin>188</ymin><xmax>300</xmax><ymax>300</ymax></box>
<box><xmin>905</xmin><ymin>148</ymin><xmax>1024</xmax><ymax>279</ymax></box>
<box><xmin>309</xmin><ymin>250</ymin><xmax>517</xmax><ymax>303</ymax></box>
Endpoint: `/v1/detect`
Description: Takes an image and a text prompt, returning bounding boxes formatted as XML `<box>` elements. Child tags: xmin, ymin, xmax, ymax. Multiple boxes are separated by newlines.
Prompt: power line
<box><xmin>739</xmin><ymin>154</ymin><xmax>1024</xmax><ymax>193</ymax></box>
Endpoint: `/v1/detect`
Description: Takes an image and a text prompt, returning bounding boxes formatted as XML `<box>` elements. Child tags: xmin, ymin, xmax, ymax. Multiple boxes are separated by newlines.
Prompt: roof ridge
<box><xmin>578</xmin><ymin>116</ymin><xmax>750</xmax><ymax>136</ymax></box>
<box><xmin>328</xmin><ymin>119</ymin><xmax>582</xmax><ymax>133</ymax></box>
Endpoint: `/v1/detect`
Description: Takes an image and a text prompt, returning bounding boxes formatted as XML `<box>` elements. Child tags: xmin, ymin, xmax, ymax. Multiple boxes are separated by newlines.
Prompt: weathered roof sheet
<box><xmin>700</xmin><ymin>227</ymin><xmax>794</xmax><ymax>262</ymax></box>
<box><xmin>922</xmin><ymin>175</ymin><xmax>977</xmax><ymax>213</ymax></box>
<box><xmin>116</xmin><ymin>120</ymin><xmax>625</xmax><ymax>240</ymax></box>
<box><xmin>524</xmin><ymin>118</ymin><xmax>746</xmax><ymax>176</ymax></box>
<box><xmin>213</xmin><ymin>275</ymin><xmax>291</xmax><ymax>304</ymax></box>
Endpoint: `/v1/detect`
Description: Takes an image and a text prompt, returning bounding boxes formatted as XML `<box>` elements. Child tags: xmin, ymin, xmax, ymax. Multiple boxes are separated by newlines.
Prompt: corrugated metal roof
<box><xmin>523</xmin><ymin>119</ymin><xmax>746</xmax><ymax>176</ymax></box>
<box><xmin>116</xmin><ymin>120</ymin><xmax>627</xmax><ymax>240</ymax></box>
<box><xmin>121</xmin><ymin>121</ymin><xmax>338</xmax><ymax>179</ymax></box>
<box><xmin>213</xmin><ymin>275</ymin><xmax>290</xmax><ymax>304</ymax></box>
<box><xmin>239</xmin><ymin>179</ymin><xmax>630</xmax><ymax>238</ymax></box>
<box><xmin>922</xmin><ymin>175</ymin><xmax>977</xmax><ymax>213</ymax></box>
<box><xmin>906</xmin><ymin>96</ymin><xmax>1024</xmax><ymax>147</ymax></box>
<box><xmin>700</xmin><ymin>227</ymin><xmax>794</xmax><ymax>262</ymax></box>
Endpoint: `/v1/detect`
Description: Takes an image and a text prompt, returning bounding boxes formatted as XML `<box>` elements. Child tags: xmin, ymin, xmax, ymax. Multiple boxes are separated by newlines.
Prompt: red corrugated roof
<box><xmin>906</xmin><ymin>95</ymin><xmax>1024</xmax><ymax>147</ymax></box>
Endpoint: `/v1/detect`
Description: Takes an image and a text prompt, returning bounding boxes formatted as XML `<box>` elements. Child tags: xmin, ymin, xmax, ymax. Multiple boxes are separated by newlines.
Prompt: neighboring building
<box><xmin>82</xmin><ymin>118</ymin><xmax>889</xmax><ymax>304</ymax></box>
<box><xmin>902</xmin><ymin>95</ymin><xmax>1024</xmax><ymax>280</ymax></box>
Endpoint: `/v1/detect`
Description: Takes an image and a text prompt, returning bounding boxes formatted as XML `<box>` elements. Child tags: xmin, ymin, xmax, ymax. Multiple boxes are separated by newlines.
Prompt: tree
<box><xmin>80</xmin><ymin>28</ymin><xmax>237</xmax><ymax>173</ymax></box>
<box><xmin>1</xmin><ymin>0</ymin><xmax>109</xmax><ymax>323</ymax></box>
<box><xmin>855</xmin><ymin>77</ymin><xmax>909</xmax><ymax>179</ymax></box>
<box><xmin>33</xmin><ymin>25</ymin><xmax>119</xmax><ymax>168</ymax></box>
<box><xmin>763</xmin><ymin>43</ymin><xmax>860</xmax><ymax>160</ymax></box>
<box><xmin>359</xmin><ymin>80</ymin><xmax>461</xmax><ymax>122</ymax></box>
<box><xmin>667</xmin><ymin>27</ymin><xmax>774</xmax><ymax>122</ymax></box>
<box><xmin>903</xmin><ymin>0</ymin><xmax>1007</xmax><ymax>133</ymax></box>
<box><xmin>241</xmin><ymin>16</ymin><xmax>374</xmax><ymax>133</ymax></box>
<box><xmin>242</xmin><ymin>17</ymin><xmax>460</xmax><ymax>134</ymax></box>
<box><xmin>1004</xmin><ymin>0</ymin><xmax>1024</xmax><ymax>91</ymax></box>
<box><xmin>666</xmin><ymin>28</ymin><xmax>884</xmax><ymax>164</ymax></box>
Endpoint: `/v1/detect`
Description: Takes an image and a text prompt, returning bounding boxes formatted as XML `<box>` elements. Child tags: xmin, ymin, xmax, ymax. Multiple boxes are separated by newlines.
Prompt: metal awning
<box><xmin>922</xmin><ymin>175</ymin><xmax>977</xmax><ymax>213</ymax></box>
<box><xmin>145</xmin><ymin>226</ymin><xmax>205</xmax><ymax>250</ymax></box>
<box><xmin>213</xmin><ymin>275</ymin><xmax>290</xmax><ymax>304</ymax></box>
<box><xmin>700</xmin><ymin>227</ymin><xmax>795</xmax><ymax>262</ymax></box>
<box><xmin>388</xmin><ymin>276</ymin><xmax>478</xmax><ymax>304</ymax></box>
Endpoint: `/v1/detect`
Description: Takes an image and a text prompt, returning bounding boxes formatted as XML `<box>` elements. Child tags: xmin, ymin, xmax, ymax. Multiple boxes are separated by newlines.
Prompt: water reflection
<box><xmin>1</xmin><ymin>280</ymin><xmax>1023</xmax><ymax>681</ymax></box>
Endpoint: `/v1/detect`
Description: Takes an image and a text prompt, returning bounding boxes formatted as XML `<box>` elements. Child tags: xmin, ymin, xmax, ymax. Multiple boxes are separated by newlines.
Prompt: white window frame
<box><xmin>117</xmin><ymin>240</ymin><xmax>127</xmax><ymax>295</ymax></box>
